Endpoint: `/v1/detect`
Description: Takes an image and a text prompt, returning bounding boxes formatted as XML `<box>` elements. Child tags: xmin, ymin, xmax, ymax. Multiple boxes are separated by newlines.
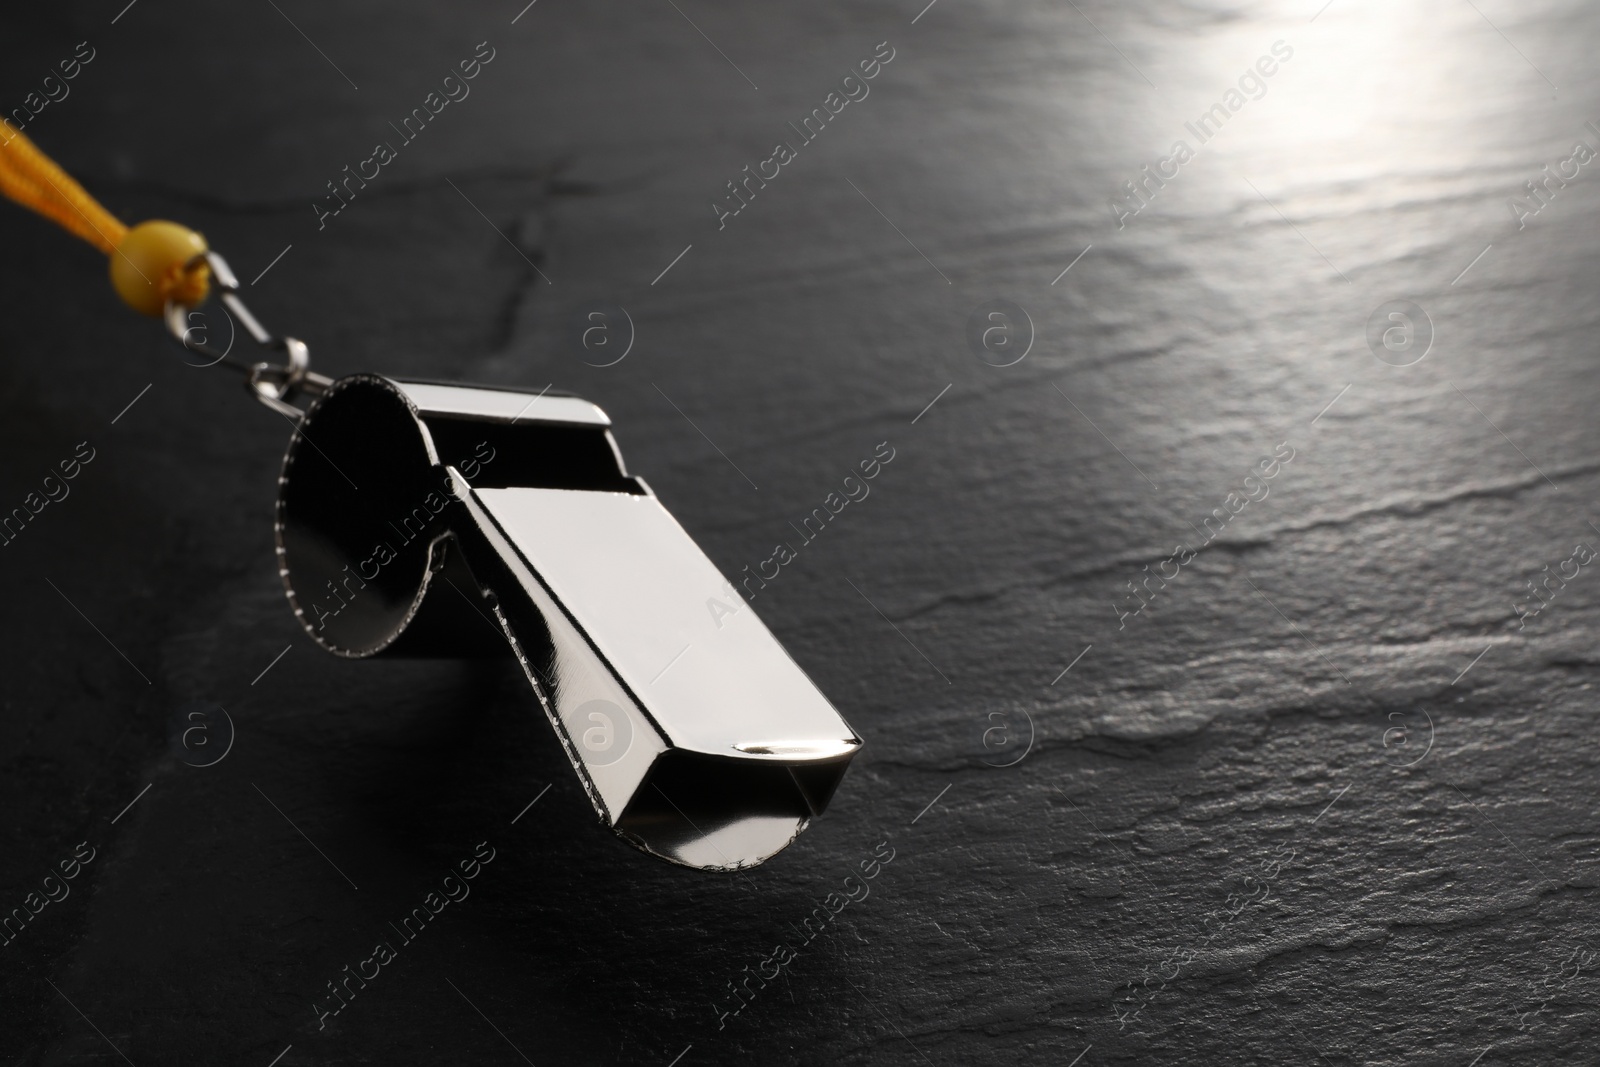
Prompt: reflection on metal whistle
<box><xmin>273</xmin><ymin>375</ymin><xmax>861</xmax><ymax>870</ymax></box>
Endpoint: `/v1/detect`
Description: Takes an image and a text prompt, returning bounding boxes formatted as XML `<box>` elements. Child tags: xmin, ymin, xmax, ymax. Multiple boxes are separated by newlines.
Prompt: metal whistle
<box><xmin>273</xmin><ymin>374</ymin><xmax>861</xmax><ymax>870</ymax></box>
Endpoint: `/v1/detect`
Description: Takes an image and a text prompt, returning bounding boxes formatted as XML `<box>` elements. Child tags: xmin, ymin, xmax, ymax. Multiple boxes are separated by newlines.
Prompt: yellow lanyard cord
<box><xmin>0</xmin><ymin>120</ymin><xmax>210</xmax><ymax>316</ymax></box>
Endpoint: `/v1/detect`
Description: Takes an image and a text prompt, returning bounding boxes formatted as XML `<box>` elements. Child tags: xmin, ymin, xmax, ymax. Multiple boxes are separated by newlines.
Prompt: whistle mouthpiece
<box><xmin>274</xmin><ymin>375</ymin><xmax>861</xmax><ymax>870</ymax></box>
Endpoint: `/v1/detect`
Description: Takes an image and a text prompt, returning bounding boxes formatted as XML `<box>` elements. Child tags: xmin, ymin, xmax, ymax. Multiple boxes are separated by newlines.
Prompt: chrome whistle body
<box><xmin>273</xmin><ymin>375</ymin><xmax>860</xmax><ymax>870</ymax></box>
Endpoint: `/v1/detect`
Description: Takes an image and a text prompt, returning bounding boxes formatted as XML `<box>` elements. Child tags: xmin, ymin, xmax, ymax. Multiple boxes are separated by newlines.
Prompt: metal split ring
<box><xmin>163</xmin><ymin>250</ymin><xmax>329</xmax><ymax>417</ymax></box>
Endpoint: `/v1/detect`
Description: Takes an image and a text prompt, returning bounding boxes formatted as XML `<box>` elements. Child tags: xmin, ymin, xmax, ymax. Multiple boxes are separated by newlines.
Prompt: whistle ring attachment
<box><xmin>246</xmin><ymin>337</ymin><xmax>312</xmax><ymax>411</ymax></box>
<box><xmin>162</xmin><ymin>249</ymin><xmax>330</xmax><ymax>416</ymax></box>
<box><xmin>274</xmin><ymin>375</ymin><xmax>862</xmax><ymax>870</ymax></box>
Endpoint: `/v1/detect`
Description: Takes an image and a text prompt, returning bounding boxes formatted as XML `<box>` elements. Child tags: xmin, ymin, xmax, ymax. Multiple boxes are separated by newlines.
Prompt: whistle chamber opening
<box><xmin>614</xmin><ymin>750</ymin><xmax>853</xmax><ymax>870</ymax></box>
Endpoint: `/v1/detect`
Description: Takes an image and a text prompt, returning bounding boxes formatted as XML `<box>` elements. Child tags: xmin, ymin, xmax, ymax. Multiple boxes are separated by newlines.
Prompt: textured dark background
<box><xmin>1</xmin><ymin>0</ymin><xmax>1598</xmax><ymax>1063</ymax></box>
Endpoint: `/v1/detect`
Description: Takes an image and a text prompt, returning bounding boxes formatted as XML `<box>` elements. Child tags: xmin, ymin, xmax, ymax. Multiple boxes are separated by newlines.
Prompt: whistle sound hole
<box><xmin>277</xmin><ymin>376</ymin><xmax>442</xmax><ymax>656</ymax></box>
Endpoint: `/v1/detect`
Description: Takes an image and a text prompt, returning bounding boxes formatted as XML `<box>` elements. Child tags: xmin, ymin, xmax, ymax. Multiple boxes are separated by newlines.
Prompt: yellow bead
<box><xmin>110</xmin><ymin>220</ymin><xmax>210</xmax><ymax>317</ymax></box>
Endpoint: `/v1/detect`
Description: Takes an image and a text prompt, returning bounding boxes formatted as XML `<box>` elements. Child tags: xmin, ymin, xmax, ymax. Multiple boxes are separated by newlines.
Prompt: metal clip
<box><xmin>273</xmin><ymin>375</ymin><xmax>862</xmax><ymax>869</ymax></box>
<box><xmin>162</xmin><ymin>250</ymin><xmax>331</xmax><ymax>417</ymax></box>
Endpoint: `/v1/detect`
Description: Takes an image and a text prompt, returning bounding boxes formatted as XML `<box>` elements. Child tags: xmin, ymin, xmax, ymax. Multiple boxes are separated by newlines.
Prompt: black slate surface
<box><xmin>2</xmin><ymin>0</ymin><xmax>1599</xmax><ymax>1063</ymax></box>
